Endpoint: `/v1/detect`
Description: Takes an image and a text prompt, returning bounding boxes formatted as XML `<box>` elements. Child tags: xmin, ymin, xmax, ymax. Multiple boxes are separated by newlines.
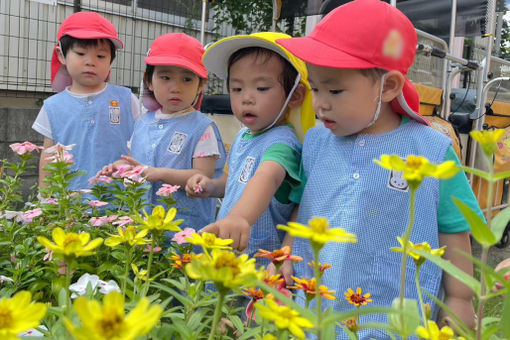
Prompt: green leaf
<box><xmin>491</xmin><ymin>206</ymin><xmax>510</xmax><ymax>243</ymax></box>
<box><xmin>493</xmin><ymin>170</ymin><xmax>510</xmax><ymax>181</ymax></box>
<box><xmin>387</xmin><ymin>298</ymin><xmax>420</xmax><ymax>338</ymax></box>
<box><xmin>452</xmin><ymin>197</ymin><xmax>496</xmax><ymax>247</ymax></box>
<box><xmin>413</xmin><ymin>248</ymin><xmax>481</xmax><ymax>295</ymax></box>
<box><xmin>460</xmin><ymin>166</ymin><xmax>490</xmax><ymax>181</ymax></box>
<box><xmin>501</xmin><ymin>287</ymin><xmax>510</xmax><ymax>338</ymax></box>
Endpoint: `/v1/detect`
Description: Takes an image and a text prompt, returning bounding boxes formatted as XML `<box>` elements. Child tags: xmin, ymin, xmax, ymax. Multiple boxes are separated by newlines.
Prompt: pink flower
<box><xmin>194</xmin><ymin>186</ymin><xmax>203</xmax><ymax>194</ymax></box>
<box><xmin>2</xmin><ymin>210</ymin><xmax>20</xmax><ymax>220</ymax></box>
<box><xmin>46</xmin><ymin>150</ymin><xmax>74</xmax><ymax>164</ymax></box>
<box><xmin>112</xmin><ymin>164</ymin><xmax>131</xmax><ymax>178</ymax></box>
<box><xmin>9</xmin><ymin>142</ymin><xmax>44</xmax><ymax>155</ymax></box>
<box><xmin>79</xmin><ymin>189</ymin><xmax>92</xmax><ymax>194</ymax></box>
<box><xmin>10</xmin><ymin>255</ymin><xmax>16</xmax><ymax>263</ymax></box>
<box><xmin>89</xmin><ymin>216</ymin><xmax>109</xmax><ymax>227</ymax></box>
<box><xmin>57</xmin><ymin>261</ymin><xmax>74</xmax><ymax>275</ymax></box>
<box><xmin>17</xmin><ymin>208</ymin><xmax>42</xmax><ymax>224</ymax></box>
<box><xmin>42</xmin><ymin>198</ymin><xmax>58</xmax><ymax>204</ymax></box>
<box><xmin>87</xmin><ymin>200</ymin><xmax>108</xmax><ymax>208</ymax></box>
<box><xmin>43</xmin><ymin>248</ymin><xmax>53</xmax><ymax>261</ymax></box>
<box><xmin>89</xmin><ymin>175</ymin><xmax>114</xmax><ymax>186</ymax></box>
<box><xmin>156</xmin><ymin>184</ymin><xmax>180</xmax><ymax>197</ymax></box>
<box><xmin>172</xmin><ymin>227</ymin><xmax>195</xmax><ymax>245</ymax></box>
<box><xmin>112</xmin><ymin>216</ymin><xmax>133</xmax><ymax>227</ymax></box>
<box><xmin>143</xmin><ymin>245</ymin><xmax>162</xmax><ymax>253</ymax></box>
<box><xmin>44</xmin><ymin>143</ymin><xmax>75</xmax><ymax>154</ymax></box>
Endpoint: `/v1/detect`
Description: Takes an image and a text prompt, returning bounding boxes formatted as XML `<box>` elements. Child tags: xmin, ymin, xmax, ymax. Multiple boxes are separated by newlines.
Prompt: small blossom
<box><xmin>185</xmin><ymin>232</ymin><xmax>233</xmax><ymax>250</ymax></box>
<box><xmin>2</xmin><ymin>210</ymin><xmax>20</xmax><ymax>220</ymax></box>
<box><xmin>391</xmin><ymin>237</ymin><xmax>446</xmax><ymax>266</ymax></box>
<box><xmin>10</xmin><ymin>142</ymin><xmax>44</xmax><ymax>155</ymax></box>
<box><xmin>16</xmin><ymin>208</ymin><xmax>43</xmax><ymax>224</ymax></box>
<box><xmin>143</xmin><ymin>245</ymin><xmax>162</xmax><ymax>253</ymax></box>
<box><xmin>254</xmin><ymin>246</ymin><xmax>303</xmax><ymax>265</ymax></box>
<box><xmin>416</xmin><ymin>320</ymin><xmax>463</xmax><ymax>340</ymax></box>
<box><xmin>470</xmin><ymin>129</ymin><xmax>505</xmax><ymax>156</ymax></box>
<box><xmin>169</xmin><ymin>253</ymin><xmax>200</xmax><ymax>269</ymax></box>
<box><xmin>0</xmin><ymin>275</ymin><xmax>14</xmax><ymax>284</ymax></box>
<box><xmin>98</xmin><ymin>280</ymin><xmax>121</xmax><ymax>295</ymax></box>
<box><xmin>88</xmin><ymin>175</ymin><xmax>113</xmax><ymax>186</ymax></box>
<box><xmin>18</xmin><ymin>325</ymin><xmax>48</xmax><ymax>337</ymax></box>
<box><xmin>289</xmin><ymin>276</ymin><xmax>336</xmax><ymax>300</ymax></box>
<box><xmin>41</xmin><ymin>197</ymin><xmax>58</xmax><ymax>204</ymax></box>
<box><xmin>43</xmin><ymin>249</ymin><xmax>53</xmax><ymax>262</ymax></box>
<box><xmin>89</xmin><ymin>216</ymin><xmax>109</xmax><ymax>227</ymax></box>
<box><xmin>341</xmin><ymin>317</ymin><xmax>358</xmax><ymax>333</ymax></box>
<box><xmin>172</xmin><ymin>227</ymin><xmax>195</xmax><ymax>244</ymax></box>
<box><xmin>69</xmin><ymin>273</ymin><xmax>100</xmax><ymax>298</ymax></box>
<box><xmin>44</xmin><ymin>143</ymin><xmax>75</xmax><ymax>154</ymax></box>
<box><xmin>156</xmin><ymin>184</ymin><xmax>180</xmax><ymax>197</ymax></box>
<box><xmin>344</xmin><ymin>287</ymin><xmax>372</xmax><ymax>307</ymax></box>
<box><xmin>307</xmin><ymin>261</ymin><xmax>332</xmax><ymax>274</ymax></box>
<box><xmin>87</xmin><ymin>200</ymin><xmax>108</xmax><ymax>208</ymax></box>
<box><xmin>113</xmin><ymin>216</ymin><xmax>134</xmax><ymax>227</ymax></box>
<box><xmin>194</xmin><ymin>186</ymin><xmax>203</xmax><ymax>194</ymax></box>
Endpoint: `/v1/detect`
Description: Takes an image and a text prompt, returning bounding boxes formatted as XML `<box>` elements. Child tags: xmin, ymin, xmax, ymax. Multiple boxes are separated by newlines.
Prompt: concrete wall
<box><xmin>0</xmin><ymin>107</ymin><xmax>43</xmax><ymax>201</ymax></box>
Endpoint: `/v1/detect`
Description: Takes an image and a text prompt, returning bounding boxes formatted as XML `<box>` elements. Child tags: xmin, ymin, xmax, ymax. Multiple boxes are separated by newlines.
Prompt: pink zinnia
<box><xmin>9</xmin><ymin>142</ymin><xmax>44</xmax><ymax>155</ymax></box>
<box><xmin>172</xmin><ymin>227</ymin><xmax>195</xmax><ymax>245</ymax></box>
<box><xmin>87</xmin><ymin>200</ymin><xmax>108</xmax><ymax>208</ymax></box>
<box><xmin>156</xmin><ymin>184</ymin><xmax>180</xmax><ymax>197</ymax></box>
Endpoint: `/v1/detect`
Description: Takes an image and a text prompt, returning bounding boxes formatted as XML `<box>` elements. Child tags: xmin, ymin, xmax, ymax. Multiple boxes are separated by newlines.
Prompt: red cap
<box><xmin>51</xmin><ymin>12</ymin><xmax>123</xmax><ymax>92</ymax></box>
<box><xmin>277</xmin><ymin>0</ymin><xmax>428</xmax><ymax>125</ymax></box>
<box><xmin>144</xmin><ymin>33</ymin><xmax>207</xmax><ymax>78</ymax></box>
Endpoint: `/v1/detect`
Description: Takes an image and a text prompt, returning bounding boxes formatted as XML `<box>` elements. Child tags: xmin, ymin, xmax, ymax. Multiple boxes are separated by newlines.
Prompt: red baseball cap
<box><xmin>277</xmin><ymin>0</ymin><xmax>428</xmax><ymax>125</ymax></box>
<box><xmin>51</xmin><ymin>12</ymin><xmax>123</xmax><ymax>92</ymax></box>
<box><xmin>144</xmin><ymin>33</ymin><xmax>207</xmax><ymax>78</ymax></box>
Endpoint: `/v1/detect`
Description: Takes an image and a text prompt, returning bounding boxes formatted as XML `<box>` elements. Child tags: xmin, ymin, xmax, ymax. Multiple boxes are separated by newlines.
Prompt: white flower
<box><xmin>19</xmin><ymin>325</ymin><xmax>48</xmax><ymax>338</ymax></box>
<box><xmin>0</xmin><ymin>275</ymin><xmax>14</xmax><ymax>284</ymax></box>
<box><xmin>98</xmin><ymin>279</ymin><xmax>121</xmax><ymax>295</ymax></box>
<box><xmin>69</xmin><ymin>273</ymin><xmax>100</xmax><ymax>298</ymax></box>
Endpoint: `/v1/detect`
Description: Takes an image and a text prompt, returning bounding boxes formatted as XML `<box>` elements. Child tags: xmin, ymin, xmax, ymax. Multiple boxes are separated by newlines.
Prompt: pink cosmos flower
<box><xmin>172</xmin><ymin>227</ymin><xmax>195</xmax><ymax>245</ymax></box>
<box><xmin>156</xmin><ymin>184</ymin><xmax>180</xmax><ymax>197</ymax></box>
<box><xmin>9</xmin><ymin>142</ymin><xmax>44</xmax><ymax>155</ymax></box>
<box><xmin>112</xmin><ymin>216</ymin><xmax>133</xmax><ymax>227</ymax></box>
<box><xmin>87</xmin><ymin>200</ymin><xmax>108</xmax><ymax>208</ymax></box>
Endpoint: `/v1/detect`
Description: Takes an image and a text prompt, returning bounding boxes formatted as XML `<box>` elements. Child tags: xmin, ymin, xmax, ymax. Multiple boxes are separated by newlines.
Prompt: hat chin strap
<box><xmin>365</xmin><ymin>73</ymin><xmax>386</xmax><ymax>129</ymax></box>
<box><xmin>262</xmin><ymin>73</ymin><xmax>302</xmax><ymax>133</ymax></box>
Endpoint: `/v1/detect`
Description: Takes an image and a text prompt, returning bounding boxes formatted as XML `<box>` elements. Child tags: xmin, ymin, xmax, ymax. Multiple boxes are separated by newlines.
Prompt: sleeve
<box><xmin>260</xmin><ymin>143</ymin><xmax>302</xmax><ymax>204</ymax></box>
<box><xmin>32</xmin><ymin>105</ymin><xmax>53</xmax><ymax>139</ymax></box>
<box><xmin>192</xmin><ymin>124</ymin><xmax>221</xmax><ymax>159</ymax></box>
<box><xmin>131</xmin><ymin>93</ymin><xmax>141</xmax><ymax>120</ymax></box>
<box><xmin>437</xmin><ymin>146</ymin><xmax>485</xmax><ymax>233</ymax></box>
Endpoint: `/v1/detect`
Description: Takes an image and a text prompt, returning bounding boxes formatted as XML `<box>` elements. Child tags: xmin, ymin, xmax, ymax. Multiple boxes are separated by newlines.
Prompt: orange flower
<box><xmin>254</xmin><ymin>246</ymin><xmax>303</xmax><ymax>265</ymax></box>
<box><xmin>289</xmin><ymin>277</ymin><xmax>336</xmax><ymax>300</ymax></box>
<box><xmin>262</xmin><ymin>271</ymin><xmax>285</xmax><ymax>288</ymax></box>
<box><xmin>344</xmin><ymin>287</ymin><xmax>372</xmax><ymax>307</ymax></box>
<box><xmin>307</xmin><ymin>261</ymin><xmax>332</xmax><ymax>274</ymax></box>
<box><xmin>243</xmin><ymin>287</ymin><xmax>264</xmax><ymax>301</ymax></box>
<box><xmin>169</xmin><ymin>253</ymin><xmax>201</xmax><ymax>269</ymax></box>
<box><xmin>342</xmin><ymin>317</ymin><xmax>358</xmax><ymax>333</ymax></box>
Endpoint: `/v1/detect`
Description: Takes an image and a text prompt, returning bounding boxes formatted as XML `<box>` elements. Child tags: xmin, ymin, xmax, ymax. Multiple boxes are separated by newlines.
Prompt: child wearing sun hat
<box><xmin>275</xmin><ymin>0</ymin><xmax>483</xmax><ymax>337</ymax></box>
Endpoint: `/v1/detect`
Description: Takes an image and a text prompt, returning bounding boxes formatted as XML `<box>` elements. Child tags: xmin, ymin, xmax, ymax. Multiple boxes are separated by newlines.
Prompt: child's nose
<box><xmin>241</xmin><ymin>90</ymin><xmax>254</xmax><ymax>104</ymax></box>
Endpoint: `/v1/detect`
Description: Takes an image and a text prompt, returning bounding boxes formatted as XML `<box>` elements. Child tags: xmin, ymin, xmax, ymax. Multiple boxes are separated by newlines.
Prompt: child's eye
<box><xmin>97</xmin><ymin>55</ymin><xmax>106</xmax><ymax>59</ymax></box>
<box><xmin>330</xmin><ymin>89</ymin><xmax>343</xmax><ymax>95</ymax></box>
<box><xmin>75</xmin><ymin>51</ymin><xmax>85</xmax><ymax>56</ymax></box>
<box><xmin>257</xmin><ymin>87</ymin><xmax>270</xmax><ymax>92</ymax></box>
<box><xmin>183</xmin><ymin>77</ymin><xmax>193</xmax><ymax>82</ymax></box>
<box><xmin>230</xmin><ymin>88</ymin><xmax>241</xmax><ymax>93</ymax></box>
<box><xmin>311</xmin><ymin>87</ymin><xmax>318</xmax><ymax>93</ymax></box>
<box><xmin>160</xmin><ymin>76</ymin><xmax>170</xmax><ymax>80</ymax></box>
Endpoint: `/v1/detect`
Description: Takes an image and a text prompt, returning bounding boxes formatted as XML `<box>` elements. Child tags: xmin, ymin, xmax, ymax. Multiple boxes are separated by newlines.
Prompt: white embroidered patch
<box><xmin>387</xmin><ymin>169</ymin><xmax>409</xmax><ymax>192</ymax></box>
<box><xmin>109</xmin><ymin>100</ymin><xmax>121</xmax><ymax>125</ymax></box>
<box><xmin>239</xmin><ymin>156</ymin><xmax>255</xmax><ymax>184</ymax></box>
<box><xmin>168</xmin><ymin>132</ymin><xmax>188</xmax><ymax>154</ymax></box>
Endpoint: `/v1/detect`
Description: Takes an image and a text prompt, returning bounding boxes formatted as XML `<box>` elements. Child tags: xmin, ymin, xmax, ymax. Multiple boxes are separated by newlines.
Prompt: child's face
<box><xmin>148</xmin><ymin>65</ymin><xmax>203</xmax><ymax>114</ymax></box>
<box><xmin>228</xmin><ymin>54</ymin><xmax>287</xmax><ymax>134</ymax></box>
<box><xmin>58</xmin><ymin>39</ymin><xmax>112</xmax><ymax>94</ymax></box>
<box><xmin>307</xmin><ymin>65</ymin><xmax>382</xmax><ymax>136</ymax></box>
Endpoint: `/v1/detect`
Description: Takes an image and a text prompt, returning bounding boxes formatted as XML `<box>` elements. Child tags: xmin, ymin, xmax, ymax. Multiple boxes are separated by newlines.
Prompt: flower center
<box><xmin>124</xmin><ymin>227</ymin><xmax>136</xmax><ymax>240</ymax></box>
<box><xmin>63</xmin><ymin>234</ymin><xmax>82</xmax><ymax>248</ymax></box>
<box><xmin>310</xmin><ymin>218</ymin><xmax>328</xmax><ymax>233</ymax></box>
<box><xmin>215</xmin><ymin>253</ymin><xmax>240</xmax><ymax>276</ymax></box>
<box><xmin>0</xmin><ymin>307</ymin><xmax>13</xmax><ymax>328</ymax></box>
<box><xmin>349</xmin><ymin>293</ymin><xmax>367</xmax><ymax>305</ymax></box>
<box><xmin>438</xmin><ymin>332</ymin><xmax>450</xmax><ymax>340</ymax></box>
<box><xmin>272</xmin><ymin>250</ymin><xmax>284</xmax><ymax>258</ymax></box>
<box><xmin>406</xmin><ymin>156</ymin><xmax>423</xmax><ymax>170</ymax></box>
<box><xmin>98</xmin><ymin>308</ymin><xmax>124</xmax><ymax>338</ymax></box>
<box><xmin>203</xmin><ymin>233</ymin><xmax>217</xmax><ymax>246</ymax></box>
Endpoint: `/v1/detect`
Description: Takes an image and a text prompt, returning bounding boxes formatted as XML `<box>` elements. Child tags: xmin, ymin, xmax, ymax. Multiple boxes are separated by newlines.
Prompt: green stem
<box><xmin>399</xmin><ymin>186</ymin><xmax>417</xmax><ymax>331</ymax></box>
<box><xmin>208</xmin><ymin>290</ymin><xmax>225</xmax><ymax>340</ymax></box>
<box><xmin>477</xmin><ymin>160</ymin><xmax>494</xmax><ymax>340</ymax></box>
<box><xmin>142</xmin><ymin>237</ymin><xmax>156</xmax><ymax>297</ymax></box>
<box><xmin>313</xmin><ymin>247</ymin><xmax>322</xmax><ymax>340</ymax></box>
<box><xmin>122</xmin><ymin>247</ymin><xmax>133</xmax><ymax>297</ymax></box>
<box><xmin>415</xmin><ymin>265</ymin><xmax>428</xmax><ymax>329</ymax></box>
<box><xmin>64</xmin><ymin>257</ymin><xmax>73</xmax><ymax>317</ymax></box>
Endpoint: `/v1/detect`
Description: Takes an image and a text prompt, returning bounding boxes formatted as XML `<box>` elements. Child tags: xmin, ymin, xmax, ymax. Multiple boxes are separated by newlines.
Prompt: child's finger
<box><xmin>121</xmin><ymin>155</ymin><xmax>140</xmax><ymax>166</ymax></box>
<box><xmin>239</xmin><ymin>232</ymin><xmax>249</xmax><ymax>251</ymax></box>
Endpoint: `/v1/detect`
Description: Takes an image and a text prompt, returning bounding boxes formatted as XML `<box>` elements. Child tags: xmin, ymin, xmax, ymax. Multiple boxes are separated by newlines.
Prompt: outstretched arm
<box><xmin>201</xmin><ymin>160</ymin><xmax>287</xmax><ymax>250</ymax></box>
<box><xmin>186</xmin><ymin>172</ymin><xmax>227</xmax><ymax>198</ymax></box>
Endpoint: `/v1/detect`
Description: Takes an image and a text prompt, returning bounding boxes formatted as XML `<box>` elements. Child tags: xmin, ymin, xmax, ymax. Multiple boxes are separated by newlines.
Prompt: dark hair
<box><xmin>358</xmin><ymin>68</ymin><xmax>388</xmax><ymax>82</ymax></box>
<box><xmin>142</xmin><ymin>64</ymin><xmax>206</xmax><ymax>100</ymax></box>
<box><xmin>59</xmin><ymin>35</ymin><xmax>116</xmax><ymax>62</ymax></box>
<box><xmin>227</xmin><ymin>47</ymin><xmax>298</xmax><ymax>96</ymax></box>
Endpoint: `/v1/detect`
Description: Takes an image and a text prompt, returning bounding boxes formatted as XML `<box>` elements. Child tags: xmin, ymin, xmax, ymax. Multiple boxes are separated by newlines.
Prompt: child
<box><xmin>102</xmin><ymin>33</ymin><xmax>226</xmax><ymax>231</ymax></box>
<box><xmin>32</xmin><ymin>12</ymin><xmax>140</xmax><ymax>193</ymax></box>
<box><xmin>276</xmin><ymin>0</ymin><xmax>483</xmax><ymax>337</ymax></box>
<box><xmin>185</xmin><ymin>32</ymin><xmax>315</xmax><ymax>262</ymax></box>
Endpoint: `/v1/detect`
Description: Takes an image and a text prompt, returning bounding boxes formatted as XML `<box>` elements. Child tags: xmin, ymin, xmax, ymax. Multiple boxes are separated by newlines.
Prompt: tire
<box><xmin>495</xmin><ymin>222</ymin><xmax>510</xmax><ymax>249</ymax></box>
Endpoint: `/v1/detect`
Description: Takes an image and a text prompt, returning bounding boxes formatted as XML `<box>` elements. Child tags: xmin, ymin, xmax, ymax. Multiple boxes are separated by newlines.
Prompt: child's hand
<box><xmin>438</xmin><ymin>296</ymin><xmax>475</xmax><ymax>330</ymax></box>
<box><xmin>267</xmin><ymin>261</ymin><xmax>294</xmax><ymax>286</ymax></box>
<box><xmin>96</xmin><ymin>159</ymin><xmax>129</xmax><ymax>176</ymax></box>
<box><xmin>120</xmin><ymin>155</ymin><xmax>156</xmax><ymax>181</ymax></box>
<box><xmin>186</xmin><ymin>174</ymin><xmax>214</xmax><ymax>198</ymax></box>
<box><xmin>200</xmin><ymin>215</ymin><xmax>251</xmax><ymax>250</ymax></box>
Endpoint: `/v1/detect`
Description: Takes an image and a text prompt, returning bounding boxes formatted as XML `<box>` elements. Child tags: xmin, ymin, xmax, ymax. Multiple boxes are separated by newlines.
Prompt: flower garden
<box><xmin>0</xmin><ymin>129</ymin><xmax>509</xmax><ymax>340</ymax></box>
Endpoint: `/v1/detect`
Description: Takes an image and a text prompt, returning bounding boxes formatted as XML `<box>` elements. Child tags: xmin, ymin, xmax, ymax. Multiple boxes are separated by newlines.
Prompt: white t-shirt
<box><xmin>32</xmin><ymin>85</ymin><xmax>141</xmax><ymax>139</ymax></box>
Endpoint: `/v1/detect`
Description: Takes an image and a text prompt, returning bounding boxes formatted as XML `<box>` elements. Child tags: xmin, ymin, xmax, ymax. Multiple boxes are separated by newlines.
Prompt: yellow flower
<box><xmin>37</xmin><ymin>227</ymin><xmax>103</xmax><ymax>258</ymax></box>
<box><xmin>131</xmin><ymin>264</ymin><xmax>151</xmax><ymax>282</ymax></box>
<box><xmin>185</xmin><ymin>232</ymin><xmax>233</xmax><ymax>251</ymax></box>
<box><xmin>254</xmin><ymin>298</ymin><xmax>314</xmax><ymax>339</ymax></box>
<box><xmin>277</xmin><ymin>217</ymin><xmax>357</xmax><ymax>250</ymax></box>
<box><xmin>307</xmin><ymin>261</ymin><xmax>332</xmax><ymax>274</ymax></box>
<box><xmin>289</xmin><ymin>276</ymin><xmax>336</xmax><ymax>300</ymax></box>
<box><xmin>391</xmin><ymin>237</ymin><xmax>446</xmax><ymax>266</ymax></box>
<box><xmin>344</xmin><ymin>287</ymin><xmax>373</xmax><ymax>307</ymax></box>
<box><xmin>105</xmin><ymin>226</ymin><xmax>150</xmax><ymax>247</ymax></box>
<box><xmin>416</xmin><ymin>320</ymin><xmax>465</xmax><ymax>340</ymax></box>
<box><xmin>137</xmin><ymin>206</ymin><xmax>182</xmax><ymax>232</ymax></box>
<box><xmin>470</xmin><ymin>129</ymin><xmax>505</xmax><ymax>156</ymax></box>
<box><xmin>0</xmin><ymin>291</ymin><xmax>47</xmax><ymax>340</ymax></box>
<box><xmin>374</xmin><ymin>155</ymin><xmax>458</xmax><ymax>188</ymax></box>
<box><xmin>185</xmin><ymin>249</ymin><xmax>261</xmax><ymax>290</ymax></box>
<box><xmin>64</xmin><ymin>291</ymin><xmax>162</xmax><ymax>340</ymax></box>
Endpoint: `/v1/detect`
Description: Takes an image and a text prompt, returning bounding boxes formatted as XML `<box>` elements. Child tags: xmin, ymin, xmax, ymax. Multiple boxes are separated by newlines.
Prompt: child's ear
<box><xmin>56</xmin><ymin>47</ymin><xmax>66</xmax><ymax>65</ymax></box>
<box><xmin>381</xmin><ymin>70</ymin><xmax>405</xmax><ymax>103</ymax></box>
<box><xmin>288</xmin><ymin>83</ymin><xmax>306</xmax><ymax>109</ymax></box>
<box><xmin>197</xmin><ymin>78</ymin><xmax>207</xmax><ymax>93</ymax></box>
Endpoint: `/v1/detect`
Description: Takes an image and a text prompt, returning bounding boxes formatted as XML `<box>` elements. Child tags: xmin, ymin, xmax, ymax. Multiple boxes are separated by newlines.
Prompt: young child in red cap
<box><xmin>32</xmin><ymin>12</ymin><xmax>140</xmax><ymax>196</ymax></box>
<box><xmin>100</xmin><ymin>33</ymin><xmax>226</xmax><ymax>232</ymax></box>
<box><xmin>276</xmin><ymin>0</ymin><xmax>483</xmax><ymax>337</ymax></box>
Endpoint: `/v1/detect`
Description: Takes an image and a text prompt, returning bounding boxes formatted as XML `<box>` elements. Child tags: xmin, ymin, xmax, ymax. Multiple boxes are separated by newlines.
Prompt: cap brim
<box><xmin>203</xmin><ymin>35</ymin><xmax>293</xmax><ymax>80</ymax></box>
<box><xmin>144</xmin><ymin>55</ymin><xmax>208</xmax><ymax>79</ymax></box>
<box><xmin>277</xmin><ymin>36</ymin><xmax>378</xmax><ymax>69</ymax></box>
<box><xmin>64</xmin><ymin>29</ymin><xmax>124</xmax><ymax>49</ymax></box>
